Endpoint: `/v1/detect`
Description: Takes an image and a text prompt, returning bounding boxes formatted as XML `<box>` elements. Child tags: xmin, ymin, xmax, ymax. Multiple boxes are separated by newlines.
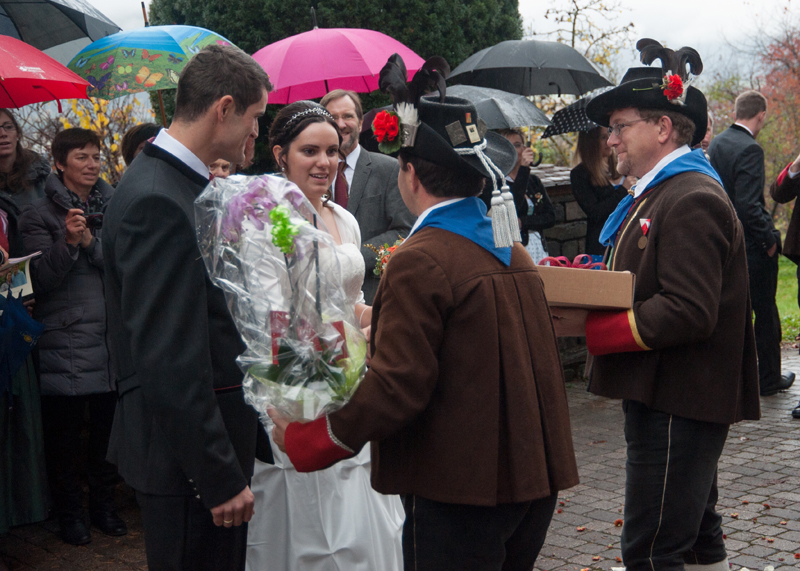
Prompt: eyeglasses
<box><xmin>329</xmin><ymin>113</ymin><xmax>358</xmax><ymax>122</ymax></box>
<box><xmin>608</xmin><ymin>119</ymin><xmax>647</xmax><ymax>137</ymax></box>
<box><xmin>0</xmin><ymin>123</ymin><xmax>16</xmax><ymax>133</ymax></box>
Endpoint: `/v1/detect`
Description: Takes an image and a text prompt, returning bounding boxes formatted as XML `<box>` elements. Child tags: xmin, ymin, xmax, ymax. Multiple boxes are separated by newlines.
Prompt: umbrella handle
<box><xmin>157</xmin><ymin>90</ymin><xmax>167</xmax><ymax>127</ymax></box>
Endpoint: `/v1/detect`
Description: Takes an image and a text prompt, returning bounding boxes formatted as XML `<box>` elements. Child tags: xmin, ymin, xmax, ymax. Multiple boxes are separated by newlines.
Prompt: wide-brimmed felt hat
<box><xmin>372</xmin><ymin>53</ymin><xmax>521</xmax><ymax>247</ymax></box>
<box><xmin>586</xmin><ymin>39</ymin><xmax>708</xmax><ymax>147</ymax></box>
<box><xmin>409</xmin><ymin>94</ymin><xmax>517</xmax><ymax>178</ymax></box>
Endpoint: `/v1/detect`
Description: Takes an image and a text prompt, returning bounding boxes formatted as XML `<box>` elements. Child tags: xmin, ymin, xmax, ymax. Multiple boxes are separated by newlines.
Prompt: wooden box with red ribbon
<box><xmin>535</xmin><ymin>255</ymin><xmax>635</xmax><ymax>310</ymax></box>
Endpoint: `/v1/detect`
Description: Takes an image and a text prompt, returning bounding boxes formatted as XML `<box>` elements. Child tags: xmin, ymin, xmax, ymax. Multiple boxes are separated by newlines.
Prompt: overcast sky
<box><xmin>91</xmin><ymin>0</ymin><xmax>790</xmax><ymax>74</ymax></box>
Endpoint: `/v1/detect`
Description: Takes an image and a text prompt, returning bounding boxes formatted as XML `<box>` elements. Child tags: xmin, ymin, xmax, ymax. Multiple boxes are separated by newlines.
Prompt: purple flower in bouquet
<box><xmin>284</xmin><ymin>187</ymin><xmax>306</xmax><ymax>210</ymax></box>
<box><xmin>221</xmin><ymin>177</ymin><xmax>279</xmax><ymax>242</ymax></box>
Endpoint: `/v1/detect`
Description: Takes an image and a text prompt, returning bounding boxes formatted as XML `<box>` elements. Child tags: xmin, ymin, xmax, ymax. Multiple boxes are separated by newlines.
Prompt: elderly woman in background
<box><xmin>0</xmin><ymin>108</ymin><xmax>51</xmax><ymax>208</ymax></box>
<box><xmin>19</xmin><ymin>128</ymin><xmax>122</xmax><ymax>547</ymax></box>
<box><xmin>570</xmin><ymin>126</ymin><xmax>634</xmax><ymax>256</ymax></box>
<box><xmin>498</xmin><ymin>128</ymin><xmax>555</xmax><ymax>263</ymax></box>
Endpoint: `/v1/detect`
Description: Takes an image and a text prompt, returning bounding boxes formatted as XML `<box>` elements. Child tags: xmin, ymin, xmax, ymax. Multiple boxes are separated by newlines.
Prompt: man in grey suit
<box><xmin>321</xmin><ymin>89</ymin><xmax>415</xmax><ymax>303</ymax></box>
<box><xmin>708</xmin><ymin>90</ymin><xmax>794</xmax><ymax>397</ymax></box>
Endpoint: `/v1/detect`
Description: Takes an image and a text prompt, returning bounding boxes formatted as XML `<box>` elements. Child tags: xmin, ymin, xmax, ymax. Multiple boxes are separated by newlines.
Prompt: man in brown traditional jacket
<box><xmin>553</xmin><ymin>40</ymin><xmax>760</xmax><ymax>571</ymax></box>
<box><xmin>270</xmin><ymin>56</ymin><xmax>579</xmax><ymax>571</ymax></box>
<box><xmin>769</xmin><ymin>153</ymin><xmax>800</xmax><ymax>417</ymax></box>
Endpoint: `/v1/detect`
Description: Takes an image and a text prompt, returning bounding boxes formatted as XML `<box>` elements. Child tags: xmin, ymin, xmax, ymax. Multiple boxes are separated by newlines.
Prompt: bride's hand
<box><xmin>267</xmin><ymin>408</ymin><xmax>290</xmax><ymax>452</ymax></box>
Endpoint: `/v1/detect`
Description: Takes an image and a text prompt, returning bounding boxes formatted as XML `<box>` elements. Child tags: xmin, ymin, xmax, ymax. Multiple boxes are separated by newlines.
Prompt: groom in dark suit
<box><xmin>321</xmin><ymin>90</ymin><xmax>415</xmax><ymax>303</ymax></box>
<box><xmin>102</xmin><ymin>45</ymin><xmax>272</xmax><ymax>570</ymax></box>
<box><xmin>709</xmin><ymin>90</ymin><xmax>795</xmax><ymax>397</ymax></box>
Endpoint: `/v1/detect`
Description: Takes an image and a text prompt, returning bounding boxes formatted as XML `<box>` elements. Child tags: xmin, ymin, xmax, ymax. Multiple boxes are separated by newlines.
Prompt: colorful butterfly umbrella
<box><xmin>0</xmin><ymin>35</ymin><xmax>90</xmax><ymax>111</ymax></box>
<box><xmin>65</xmin><ymin>25</ymin><xmax>236</xmax><ymax>120</ymax></box>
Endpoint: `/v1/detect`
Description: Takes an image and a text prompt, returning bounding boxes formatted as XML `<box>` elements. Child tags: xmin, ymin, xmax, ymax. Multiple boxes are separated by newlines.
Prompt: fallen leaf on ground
<box><xmin>780</xmin><ymin>520</ymin><xmax>787</xmax><ymax>525</ymax></box>
<box><xmin>616</xmin><ymin>557</ymin><xmax>622</xmax><ymax>562</ymax></box>
<box><xmin>742</xmin><ymin>500</ymin><xmax>749</xmax><ymax>504</ymax></box>
<box><xmin>577</xmin><ymin>526</ymin><xmax>586</xmax><ymax>532</ymax></box>
<box><xmin>614</xmin><ymin>519</ymin><xmax>623</xmax><ymax>527</ymax></box>
<box><xmin>593</xmin><ymin>556</ymin><xmax>601</xmax><ymax>561</ymax></box>
<box><xmin>557</xmin><ymin>508</ymin><xmax>563</xmax><ymax>514</ymax></box>
<box><xmin>763</xmin><ymin>503</ymin><xmax>771</xmax><ymax>509</ymax></box>
<box><xmin>730</xmin><ymin>513</ymin><xmax>738</xmax><ymax>518</ymax></box>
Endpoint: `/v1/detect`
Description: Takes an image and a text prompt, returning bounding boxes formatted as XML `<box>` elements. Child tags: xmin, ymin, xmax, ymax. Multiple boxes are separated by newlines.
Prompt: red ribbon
<box><xmin>538</xmin><ymin>254</ymin><xmax>607</xmax><ymax>271</ymax></box>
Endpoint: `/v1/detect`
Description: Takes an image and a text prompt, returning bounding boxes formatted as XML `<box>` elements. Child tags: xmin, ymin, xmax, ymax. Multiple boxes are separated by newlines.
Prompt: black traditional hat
<box><xmin>372</xmin><ymin>53</ymin><xmax>520</xmax><ymax>247</ymax></box>
<box><xmin>586</xmin><ymin>39</ymin><xmax>708</xmax><ymax>146</ymax></box>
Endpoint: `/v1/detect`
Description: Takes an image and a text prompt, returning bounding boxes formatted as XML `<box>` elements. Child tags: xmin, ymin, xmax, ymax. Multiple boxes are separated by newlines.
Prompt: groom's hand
<box><xmin>268</xmin><ymin>407</ymin><xmax>290</xmax><ymax>452</ymax></box>
<box><xmin>211</xmin><ymin>486</ymin><xmax>255</xmax><ymax>527</ymax></box>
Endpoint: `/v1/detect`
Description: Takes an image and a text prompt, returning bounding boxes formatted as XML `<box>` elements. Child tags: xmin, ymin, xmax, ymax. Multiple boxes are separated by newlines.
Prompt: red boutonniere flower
<box><xmin>662</xmin><ymin>74</ymin><xmax>683</xmax><ymax>101</ymax></box>
<box><xmin>372</xmin><ymin>110</ymin><xmax>402</xmax><ymax>154</ymax></box>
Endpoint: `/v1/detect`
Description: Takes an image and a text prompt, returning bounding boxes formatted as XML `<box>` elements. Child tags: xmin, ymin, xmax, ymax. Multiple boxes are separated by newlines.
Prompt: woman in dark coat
<box><xmin>0</xmin><ymin>109</ymin><xmax>50</xmax><ymax>537</ymax></box>
<box><xmin>481</xmin><ymin>129</ymin><xmax>556</xmax><ymax>262</ymax></box>
<box><xmin>19</xmin><ymin>128</ymin><xmax>123</xmax><ymax>546</ymax></box>
<box><xmin>570</xmin><ymin>126</ymin><xmax>632</xmax><ymax>256</ymax></box>
<box><xmin>0</xmin><ymin>108</ymin><xmax>51</xmax><ymax>207</ymax></box>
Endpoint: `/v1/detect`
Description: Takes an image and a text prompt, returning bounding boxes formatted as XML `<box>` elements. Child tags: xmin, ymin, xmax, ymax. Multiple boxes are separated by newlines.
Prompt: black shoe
<box><xmin>760</xmin><ymin>372</ymin><xmax>796</xmax><ymax>396</ymax></box>
<box><xmin>90</xmin><ymin>510</ymin><xmax>128</xmax><ymax>536</ymax></box>
<box><xmin>793</xmin><ymin>402</ymin><xmax>800</xmax><ymax>419</ymax></box>
<box><xmin>60</xmin><ymin>519</ymin><xmax>91</xmax><ymax>545</ymax></box>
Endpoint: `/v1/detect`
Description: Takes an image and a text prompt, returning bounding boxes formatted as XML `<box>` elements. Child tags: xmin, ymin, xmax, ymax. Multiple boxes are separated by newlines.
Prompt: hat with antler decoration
<box><xmin>586</xmin><ymin>39</ymin><xmax>708</xmax><ymax>146</ymax></box>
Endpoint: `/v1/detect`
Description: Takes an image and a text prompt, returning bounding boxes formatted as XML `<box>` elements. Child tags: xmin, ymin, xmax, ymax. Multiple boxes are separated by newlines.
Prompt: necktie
<box><xmin>334</xmin><ymin>161</ymin><xmax>348</xmax><ymax>209</ymax></box>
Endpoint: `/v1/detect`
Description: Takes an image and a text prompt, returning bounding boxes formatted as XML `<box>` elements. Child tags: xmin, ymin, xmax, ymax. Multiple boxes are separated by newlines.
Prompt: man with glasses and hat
<box><xmin>552</xmin><ymin>40</ymin><xmax>760</xmax><ymax>571</ymax></box>
<box><xmin>268</xmin><ymin>54</ymin><xmax>579</xmax><ymax>571</ymax></box>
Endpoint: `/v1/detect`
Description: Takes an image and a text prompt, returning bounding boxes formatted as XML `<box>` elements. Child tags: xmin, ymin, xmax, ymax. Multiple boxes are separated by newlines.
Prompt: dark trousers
<box><xmin>136</xmin><ymin>490</ymin><xmax>248</xmax><ymax>571</ymax></box>
<box><xmin>747</xmin><ymin>249</ymin><xmax>782</xmax><ymax>388</ymax></box>
<box><xmin>41</xmin><ymin>392</ymin><xmax>118</xmax><ymax>522</ymax></box>
<box><xmin>621</xmin><ymin>400</ymin><xmax>729</xmax><ymax>571</ymax></box>
<box><xmin>402</xmin><ymin>493</ymin><xmax>558</xmax><ymax>571</ymax></box>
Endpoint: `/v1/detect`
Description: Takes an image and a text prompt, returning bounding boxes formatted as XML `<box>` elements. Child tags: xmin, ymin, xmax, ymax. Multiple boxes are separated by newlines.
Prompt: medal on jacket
<box><xmin>638</xmin><ymin>218</ymin><xmax>651</xmax><ymax>249</ymax></box>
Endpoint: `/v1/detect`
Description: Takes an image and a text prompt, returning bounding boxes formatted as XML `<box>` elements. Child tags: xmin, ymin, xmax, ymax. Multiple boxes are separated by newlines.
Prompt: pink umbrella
<box><xmin>0</xmin><ymin>35</ymin><xmax>90</xmax><ymax>112</ymax></box>
<box><xmin>252</xmin><ymin>28</ymin><xmax>425</xmax><ymax>104</ymax></box>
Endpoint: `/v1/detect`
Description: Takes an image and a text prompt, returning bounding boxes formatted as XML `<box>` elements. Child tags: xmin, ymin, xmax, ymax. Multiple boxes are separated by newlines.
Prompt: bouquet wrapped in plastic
<box><xmin>195</xmin><ymin>174</ymin><xmax>367</xmax><ymax>422</ymax></box>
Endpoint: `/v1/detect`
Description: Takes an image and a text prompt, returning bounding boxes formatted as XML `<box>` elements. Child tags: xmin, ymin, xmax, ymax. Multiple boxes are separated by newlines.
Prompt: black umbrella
<box><xmin>541</xmin><ymin>87</ymin><xmax>613</xmax><ymax>138</ymax></box>
<box><xmin>0</xmin><ymin>0</ymin><xmax>121</xmax><ymax>65</ymax></box>
<box><xmin>446</xmin><ymin>85</ymin><xmax>550</xmax><ymax>129</ymax></box>
<box><xmin>449</xmin><ymin>40</ymin><xmax>612</xmax><ymax>97</ymax></box>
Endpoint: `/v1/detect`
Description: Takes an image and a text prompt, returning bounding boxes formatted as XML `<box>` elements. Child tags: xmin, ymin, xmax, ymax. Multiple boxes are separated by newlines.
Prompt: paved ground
<box><xmin>3</xmin><ymin>350</ymin><xmax>800</xmax><ymax>571</ymax></box>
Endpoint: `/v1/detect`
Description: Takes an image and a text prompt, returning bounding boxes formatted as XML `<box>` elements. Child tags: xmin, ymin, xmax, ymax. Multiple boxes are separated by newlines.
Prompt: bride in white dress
<box><xmin>245</xmin><ymin>101</ymin><xmax>404</xmax><ymax>571</ymax></box>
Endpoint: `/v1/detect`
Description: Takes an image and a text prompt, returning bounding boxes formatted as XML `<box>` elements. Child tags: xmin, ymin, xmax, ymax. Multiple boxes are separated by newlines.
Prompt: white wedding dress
<box><xmin>245</xmin><ymin>202</ymin><xmax>405</xmax><ymax>571</ymax></box>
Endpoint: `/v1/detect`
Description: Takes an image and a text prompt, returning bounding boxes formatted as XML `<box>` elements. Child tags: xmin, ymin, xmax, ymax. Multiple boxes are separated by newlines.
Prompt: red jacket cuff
<box><xmin>285</xmin><ymin>416</ymin><xmax>355</xmax><ymax>472</ymax></box>
<box><xmin>776</xmin><ymin>162</ymin><xmax>793</xmax><ymax>187</ymax></box>
<box><xmin>586</xmin><ymin>309</ymin><xmax>651</xmax><ymax>356</ymax></box>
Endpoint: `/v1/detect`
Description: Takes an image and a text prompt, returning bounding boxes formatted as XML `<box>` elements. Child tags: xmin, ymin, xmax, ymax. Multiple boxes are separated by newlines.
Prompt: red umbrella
<box><xmin>0</xmin><ymin>35</ymin><xmax>90</xmax><ymax>112</ymax></box>
<box><xmin>252</xmin><ymin>27</ymin><xmax>425</xmax><ymax>104</ymax></box>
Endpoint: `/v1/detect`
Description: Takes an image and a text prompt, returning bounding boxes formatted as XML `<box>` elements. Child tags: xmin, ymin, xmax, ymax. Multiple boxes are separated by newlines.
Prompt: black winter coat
<box><xmin>18</xmin><ymin>173</ymin><xmax>114</xmax><ymax>396</ymax></box>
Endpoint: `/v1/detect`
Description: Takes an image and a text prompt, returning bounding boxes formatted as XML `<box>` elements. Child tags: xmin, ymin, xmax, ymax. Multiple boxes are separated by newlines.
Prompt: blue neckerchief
<box><xmin>413</xmin><ymin>197</ymin><xmax>512</xmax><ymax>265</ymax></box>
<box><xmin>599</xmin><ymin>149</ymin><xmax>723</xmax><ymax>247</ymax></box>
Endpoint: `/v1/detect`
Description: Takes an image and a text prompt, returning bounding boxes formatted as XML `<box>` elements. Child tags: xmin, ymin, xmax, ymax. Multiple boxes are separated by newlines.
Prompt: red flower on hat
<box><xmin>372</xmin><ymin>110</ymin><xmax>399</xmax><ymax>143</ymax></box>
<box><xmin>662</xmin><ymin>74</ymin><xmax>683</xmax><ymax>101</ymax></box>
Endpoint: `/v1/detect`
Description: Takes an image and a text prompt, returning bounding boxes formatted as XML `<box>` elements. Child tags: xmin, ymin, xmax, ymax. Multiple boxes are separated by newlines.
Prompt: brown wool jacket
<box><xmin>329</xmin><ymin>228</ymin><xmax>580</xmax><ymax>506</ymax></box>
<box><xmin>589</xmin><ymin>171</ymin><xmax>761</xmax><ymax>425</ymax></box>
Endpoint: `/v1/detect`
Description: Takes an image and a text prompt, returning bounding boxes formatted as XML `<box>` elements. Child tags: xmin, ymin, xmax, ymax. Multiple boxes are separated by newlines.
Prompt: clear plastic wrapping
<box><xmin>195</xmin><ymin>174</ymin><xmax>367</xmax><ymax>422</ymax></box>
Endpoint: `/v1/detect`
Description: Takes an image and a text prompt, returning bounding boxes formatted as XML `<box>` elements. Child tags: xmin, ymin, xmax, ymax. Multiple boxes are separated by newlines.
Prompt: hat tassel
<box><xmin>490</xmin><ymin>189</ymin><xmax>514</xmax><ymax>248</ymax></box>
<box><xmin>501</xmin><ymin>184</ymin><xmax>522</xmax><ymax>242</ymax></box>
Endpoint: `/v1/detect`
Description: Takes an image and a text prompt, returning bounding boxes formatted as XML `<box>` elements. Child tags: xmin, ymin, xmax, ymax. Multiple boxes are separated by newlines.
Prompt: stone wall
<box><xmin>529</xmin><ymin>163</ymin><xmax>590</xmax><ymax>380</ymax></box>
